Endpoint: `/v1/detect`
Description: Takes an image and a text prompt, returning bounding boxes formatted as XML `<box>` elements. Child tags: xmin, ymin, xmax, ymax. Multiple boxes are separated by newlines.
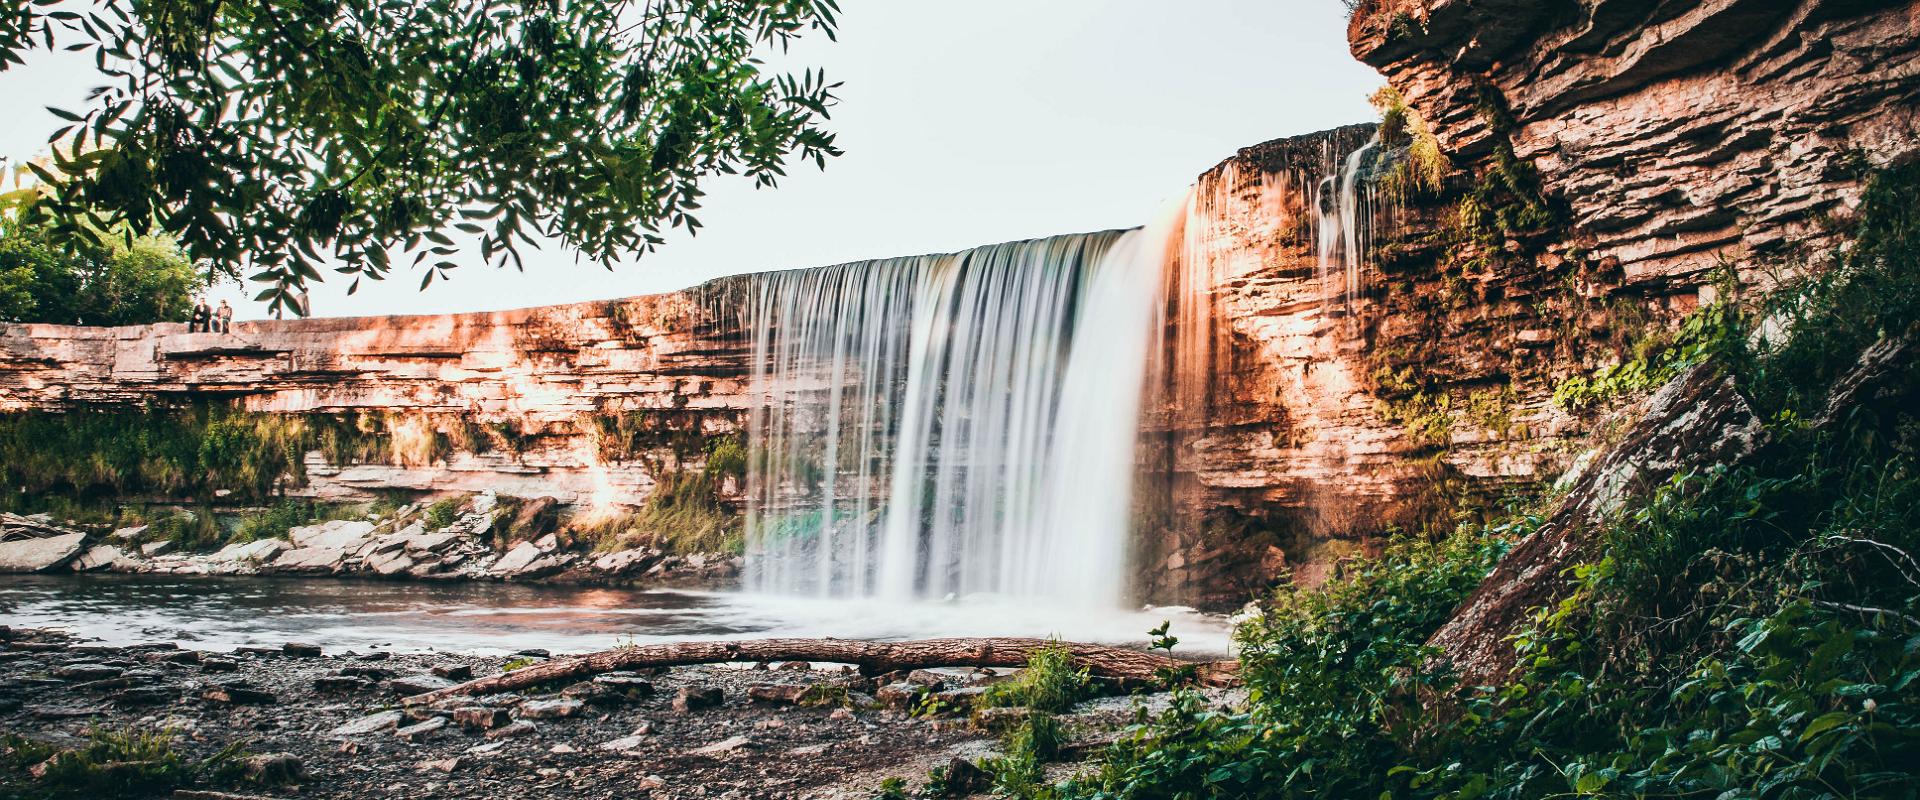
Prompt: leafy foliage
<box><xmin>977</xmin><ymin>643</ymin><xmax>1094</xmax><ymax>714</ymax></box>
<box><xmin>6</xmin><ymin>0</ymin><xmax>842</xmax><ymax>314</ymax></box>
<box><xmin>0</xmin><ymin>222</ymin><xmax>200</xmax><ymax>325</ymax></box>
<box><xmin>1</xmin><ymin>725</ymin><xmax>247</xmax><ymax>800</ymax></box>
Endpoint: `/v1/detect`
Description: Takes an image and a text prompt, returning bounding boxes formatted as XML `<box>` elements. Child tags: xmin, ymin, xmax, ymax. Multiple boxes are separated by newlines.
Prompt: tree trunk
<box><xmin>403</xmin><ymin>637</ymin><xmax>1239</xmax><ymax>706</ymax></box>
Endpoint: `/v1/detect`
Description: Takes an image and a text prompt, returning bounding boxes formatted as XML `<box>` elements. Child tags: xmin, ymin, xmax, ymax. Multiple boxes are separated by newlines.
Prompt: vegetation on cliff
<box><xmin>982</xmin><ymin>164</ymin><xmax>1920</xmax><ymax>799</ymax></box>
<box><xmin>0</xmin><ymin>223</ymin><xmax>200</xmax><ymax>326</ymax></box>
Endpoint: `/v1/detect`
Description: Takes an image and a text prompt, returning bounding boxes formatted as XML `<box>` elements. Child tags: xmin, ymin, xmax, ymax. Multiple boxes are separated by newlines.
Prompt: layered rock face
<box><xmin>1352</xmin><ymin>0</ymin><xmax>1920</xmax><ymax>289</ymax></box>
<box><xmin>0</xmin><ymin>293</ymin><xmax>749</xmax><ymax>504</ymax></box>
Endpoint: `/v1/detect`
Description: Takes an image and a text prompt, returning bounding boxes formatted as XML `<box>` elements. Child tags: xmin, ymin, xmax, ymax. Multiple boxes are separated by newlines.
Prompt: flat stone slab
<box><xmin>0</xmin><ymin>532</ymin><xmax>88</xmax><ymax>573</ymax></box>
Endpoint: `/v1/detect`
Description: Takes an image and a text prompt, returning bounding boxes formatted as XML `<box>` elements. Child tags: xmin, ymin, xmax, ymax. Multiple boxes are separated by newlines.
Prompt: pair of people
<box><xmin>188</xmin><ymin>299</ymin><xmax>233</xmax><ymax>333</ymax></box>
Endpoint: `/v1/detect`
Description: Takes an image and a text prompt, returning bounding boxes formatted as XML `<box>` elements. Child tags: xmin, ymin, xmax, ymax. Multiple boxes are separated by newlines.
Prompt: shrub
<box><xmin>976</xmin><ymin>643</ymin><xmax>1094</xmax><ymax>714</ymax></box>
<box><xmin>424</xmin><ymin>496</ymin><xmax>463</xmax><ymax>529</ymax></box>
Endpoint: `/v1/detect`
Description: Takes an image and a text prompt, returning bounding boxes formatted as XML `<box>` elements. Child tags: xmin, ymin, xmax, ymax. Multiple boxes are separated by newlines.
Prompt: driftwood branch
<box><xmin>404</xmin><ymin>637</ymin><xmax>1240</xmax><ymax>706</ymax></box>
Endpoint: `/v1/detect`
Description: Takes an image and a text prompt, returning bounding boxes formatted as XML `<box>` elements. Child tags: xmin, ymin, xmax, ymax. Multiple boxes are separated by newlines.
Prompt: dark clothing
<box><xmin>189</xmin><ymin>304</ymin><xmax>211</xmax><ymax>333</ymax></box>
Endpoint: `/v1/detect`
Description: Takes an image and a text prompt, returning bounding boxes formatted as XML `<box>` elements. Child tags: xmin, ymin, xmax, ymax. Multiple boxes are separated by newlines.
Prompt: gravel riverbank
<box><xmin>0</xmin><ymin>626</ymin><xmax>1197</xmax><ymax>799</ymax></box>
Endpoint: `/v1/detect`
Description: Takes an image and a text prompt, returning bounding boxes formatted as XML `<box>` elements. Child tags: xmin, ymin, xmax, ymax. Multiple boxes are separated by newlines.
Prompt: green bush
<box><xmin>424</xmin><ymin>496</ymin><xmax>463</xmax><ymax>529</ymax></box>
<box><xmin>977</xmin><ymin>643</ymin><xmax>1094</xmax><ymax>714</ymax></box>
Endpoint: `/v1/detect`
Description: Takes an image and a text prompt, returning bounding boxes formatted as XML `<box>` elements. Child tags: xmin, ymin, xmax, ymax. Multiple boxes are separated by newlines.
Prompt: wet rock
<box><xmin>242</xmin><ymin>752</ymin><xmax>305</xmax><ymax>784</ymax></box>
<box><xmin>672</xmin><ymin>685</ymin><xmax>723</xmax><ymax>713</ymax></box>
<box><xmin>109</xmin><ymin>686</ymin><xmax>177</xmax><ymax>706</ymax></box>
<box><xmin>312</xmin><ymin>676</ymin><xmax>370</xmax><ymax>694</ymax></box>
<box><xmin>395</xmin><ymin>716</ymin><xmax>449</xmax><ymax>741</ymax></box>
<box><xmin>330</xmin><ymin>710</ymin><xmax>406</xmax><ymax>736</ymax></box>
<box><xmin>54</xmin><ymin>663</ymin><xmax>124</xmax><ymax>682</ymax></box>
<box><xmin>688</xmin><ymin>735</ymin><xmax>753</xmax><ymax>756</ymax></box>
<box><xmin>591</xmin><ymin>674</ymin><xmax>655</xmax><ymax>697</ymax></box>
<box><xmin>485</xmin><ymin>721</ymin><xmax>537</xmax><ymax>740</ymax></box>
<box><xmin>203</xmin><ymin>683</ymin><xmax>276</xmax><ymax>705</ymax></box>
<box><xmin>154</xmin><ymin>650</ymin><xmax>201</xmax><ymax>666</ymax></box>
<box><xmin>388</xmin><ymin>674</ymin><xmax>455</xmax><ymax>695</ymax></box>
<box><xmin>0</xmin><ymin>532</ymin><xmax>89</xmax><ymax>573</ymax></box>
<box><xmin>452</xmin><ymin>706</ymin><xmax>512</xmax><ymax>730</ymax></box>
<box><xmin>282</xmin><ymin>642</ymin><xmax>323</xmax><ymax>657</ymax></box>
<box><xmin>516</xmin><ymin>698</ymin><xmax>583</xmax><ymax>720</ymax></box>
<box><xmin>199</xmin><ymin>657</ymin><xmax>240</xmax><ymax>673</ymax></box>
<box><xmin>430</xmin><ymin>663</ymin><xmax>473</xmax><ymax>681</ymax></box>
<box><xmin>513</xmin><ymin>648</ymin><xmax>551</xmax><ymax>659</ymax></box>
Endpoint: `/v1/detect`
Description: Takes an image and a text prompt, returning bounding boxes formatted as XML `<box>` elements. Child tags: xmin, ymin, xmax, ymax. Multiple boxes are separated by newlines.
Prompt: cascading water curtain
<box><xmin>736</xmin><ymin>225</ymin><xmax>1176</xmax><ymax>608</ymax></box>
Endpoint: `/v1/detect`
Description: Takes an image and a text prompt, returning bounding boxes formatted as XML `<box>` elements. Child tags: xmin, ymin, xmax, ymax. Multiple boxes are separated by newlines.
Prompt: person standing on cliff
<box><xmin>189</xmin><ymin>297</ymin><xmax>211</xmax><ymax>332</ymax></box>
<box><xmin>215</xmin><ymin>300</ymin><xmax>233</xmax><ymax>333</ymax></box>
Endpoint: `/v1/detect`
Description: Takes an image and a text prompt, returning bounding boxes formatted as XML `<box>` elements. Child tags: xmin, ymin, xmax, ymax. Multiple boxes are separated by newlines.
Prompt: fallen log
<box><xmin>403</xmin><ymin>637</ymin><xmax>1239</xmax><ymax>706</ymax></box>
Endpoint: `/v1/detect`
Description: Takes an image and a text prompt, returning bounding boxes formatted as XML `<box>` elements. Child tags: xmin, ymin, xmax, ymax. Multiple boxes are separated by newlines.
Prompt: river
<box><xmin>0</xmin><ymin>574</ymin><xmax>1233</xmax><ymax>656</ymax></box>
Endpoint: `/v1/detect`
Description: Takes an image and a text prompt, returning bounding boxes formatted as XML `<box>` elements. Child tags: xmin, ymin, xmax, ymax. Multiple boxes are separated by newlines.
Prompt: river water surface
<box><xmin>0</xmin><ymin>575</ymin><xmax>1232</xmax><ymax>656</ymax></box>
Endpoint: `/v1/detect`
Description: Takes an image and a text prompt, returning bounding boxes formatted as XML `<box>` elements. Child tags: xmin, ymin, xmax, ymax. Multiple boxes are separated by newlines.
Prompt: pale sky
<box><xmin>0</xmin><ymin>1</ymin><xmax>1381</xmax><ymax>320</ymax></box>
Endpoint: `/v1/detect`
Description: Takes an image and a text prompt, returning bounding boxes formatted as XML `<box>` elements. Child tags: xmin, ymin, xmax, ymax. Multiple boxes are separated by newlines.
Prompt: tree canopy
<box><xmin>0</xmin><ymin>222</ymin><xmax>200</xmax><ymax>326</ymax></box>
<box><xmin>1</xmin><ymin>0</ymin><xmax>843</xmax><ymax>316</ymax></box>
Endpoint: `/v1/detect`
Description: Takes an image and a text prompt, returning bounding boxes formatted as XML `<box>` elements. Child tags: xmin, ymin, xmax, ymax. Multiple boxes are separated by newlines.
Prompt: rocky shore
<box><xmin>0</xmin><ymin>494</ymin><xmax>741</xmax><ymax>588</ymax></box>
<box><xmin>0</xmin><ymin>626</ymin><xmax>1191</xmax><ymax>799</ymax></box>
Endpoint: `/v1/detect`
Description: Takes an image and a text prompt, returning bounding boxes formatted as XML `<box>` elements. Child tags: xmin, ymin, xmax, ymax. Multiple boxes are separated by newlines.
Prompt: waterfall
<box><xmin>1315</xmin><ymin>134</ymin><xmax>1381</xmax><ymax>312</ymax></box>
<box><xmin>734</xmin><ymin>217</ymin><xmax>1177</xmax><ymax>608</ymax></box>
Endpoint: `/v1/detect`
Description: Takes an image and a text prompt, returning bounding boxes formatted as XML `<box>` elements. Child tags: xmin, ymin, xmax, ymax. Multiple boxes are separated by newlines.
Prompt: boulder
<box><xmin>242</xmin><ymin>752</ymin><xmax>305</xmax><ymax>784</ymax></box>
<box><xmin>108</xmin><ymin>525</ymin><xmax>148</xmax><ymax>542</ymax></box>
<box><xmin>671</xmin><ymin>685</ymin><xmax>723</xmax><ymax>713</ymax></box>
<box><xmin>1427</xmin><ymin>365</ymin><xmax>1767</xmax><ymax>685</ymax></box>
<box><xmin>70</xmin><ymin>545</ymin><xmax>137</xmax><ymax>573</ymax></box>
<box><xmin>138</xmin><ymin>540</ymin><xmax>174</xmax><ymax>557</ymax></box>
<box><xmin>746</xmin><ymin>684</ymin><xmax>810</xmax><ymax>706</ymax></box>
<box><xmin>590</xmin><ymin>548</ymin><xmax>663</xmax><ymax>576</ymax></box>
<box><xmin>210</xmin><ymin>538</ymin><xmax>288</xmax><ymax>564</ymax></box>
<box><xmin>289</xmin><ymin>519</ymin><xmax>377</xmax><ymax>550</ymax></box>
<box><xmin>0</xmin><ymin>532</ymin><xmax>88</xmax><ymax>573</ymax></box>
<box><xmin>271</xmin><ymin>546</ymin><xmax>350</xmax><ymax>573</ymax></box>
<box><xmin>516</xmin><ymin>698</ymin><xmax>584</xmax><ymax>720</ymax></box>
<box><xmin>452</xmin><ymin>706</ymin><xmax>511</xmax><ymax>730</ymax></box>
